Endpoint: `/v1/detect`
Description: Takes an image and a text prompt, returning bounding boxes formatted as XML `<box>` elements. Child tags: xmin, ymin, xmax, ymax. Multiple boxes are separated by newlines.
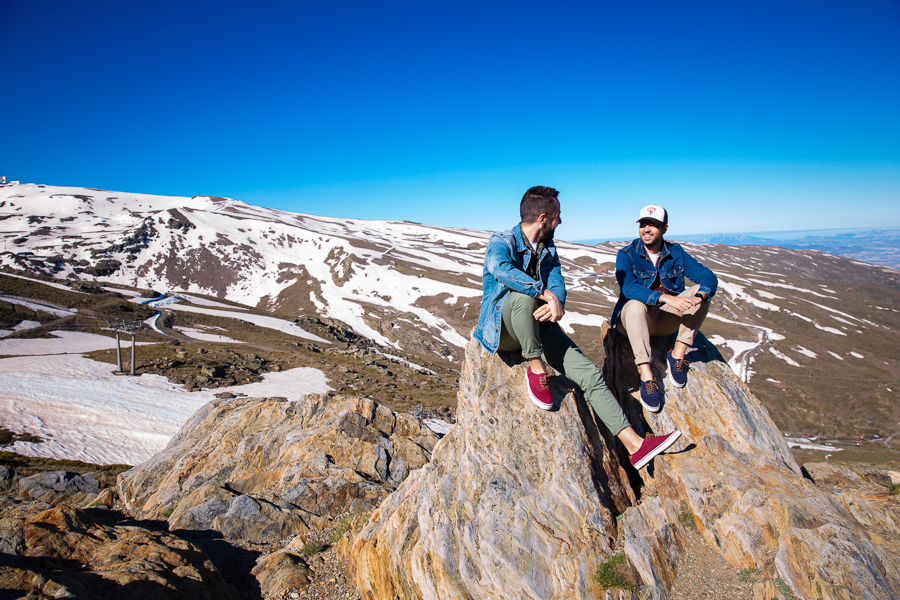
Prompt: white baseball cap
<box><xmin>637</xmin><ymin>204</ymin><xmax>667</xmax><ymax>226</ymax></box>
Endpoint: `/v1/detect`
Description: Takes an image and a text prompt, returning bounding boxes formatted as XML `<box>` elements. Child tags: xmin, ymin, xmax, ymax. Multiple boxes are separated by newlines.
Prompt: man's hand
<box><xmin>658</xmin><ymin>293</ymin><xmax>704</xmax><ymax>312</ymax></box>
<box><xmin>534</xmin><ymin>290</ymin><xmax>565</xmax><ymax>322</ymax></box>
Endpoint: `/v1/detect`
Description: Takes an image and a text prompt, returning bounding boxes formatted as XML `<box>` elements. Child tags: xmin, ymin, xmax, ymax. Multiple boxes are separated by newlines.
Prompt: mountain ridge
<box><xmin>1</xmin><ymin>181</ymin><xmax>899</xmax><ymax>443</ymax></box>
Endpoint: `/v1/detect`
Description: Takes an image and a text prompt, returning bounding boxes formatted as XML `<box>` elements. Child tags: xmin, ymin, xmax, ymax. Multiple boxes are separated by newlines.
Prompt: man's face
<box><xmin>638</xmin><ymin>219</ymin><xmax>667</xmax><ymax>248</ymax></box>
<box><xmin>540</xmin><ymin>199</ymin><xmax>562</xmax><ymax>240</ymax></box>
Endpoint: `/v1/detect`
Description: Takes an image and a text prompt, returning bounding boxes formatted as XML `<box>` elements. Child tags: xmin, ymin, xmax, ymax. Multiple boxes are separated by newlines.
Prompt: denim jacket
<box><xmin>473</xmin><ymin>223</ymin><xmax>567</xmax><ymax>353</ymax></box>
<box><xmin>610</xmin><ymin>238</ymin><xmax>717</xmax><ymax>327</ymax></box>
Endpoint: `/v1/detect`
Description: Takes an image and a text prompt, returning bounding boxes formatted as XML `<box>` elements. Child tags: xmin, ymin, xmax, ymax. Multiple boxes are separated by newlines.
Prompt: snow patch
<box><xmin>173</xmin><ymin>326</ymin><xmax>244</xmax><ymax>344</ymax></box>
<box><xmin>793</xmin><ymin>346</ymin><xmax>817</xmax><ymax>359</ymax></box>
<box><xmin>769</xmin><ymin>347</ymin><xmax>800</xmax><ymax>367</ymax></box>
<box><xmin>164</xmin><ymin>303</ymin><xmax>329</xmax><ymax>343</ymax></box>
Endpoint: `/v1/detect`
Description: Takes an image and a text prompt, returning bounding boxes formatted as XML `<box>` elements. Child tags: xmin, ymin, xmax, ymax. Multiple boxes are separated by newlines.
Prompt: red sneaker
<box><xmin>525</xmin><ymin>368</ymin><xmax>553</xmax><ymax>410</ymax></box>
<box><xmin>630</xmin><ymin>430</ymin><xmax>682</xmax><ymax>470</ymax></box>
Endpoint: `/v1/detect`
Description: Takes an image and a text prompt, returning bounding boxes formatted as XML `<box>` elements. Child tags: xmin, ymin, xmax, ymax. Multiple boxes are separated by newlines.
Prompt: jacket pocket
<box><xmin>662</xmin><ymin>263</ymin><xmax>684</xmax><ymax>288</ymax></box>
<box><xmin>632</xmin><ymin>267</ymin><xmax>654</xmax><ymax>281</ymax></box>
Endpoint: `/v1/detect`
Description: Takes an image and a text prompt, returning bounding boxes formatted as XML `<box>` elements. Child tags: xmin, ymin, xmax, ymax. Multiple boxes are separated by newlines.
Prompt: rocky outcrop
<box><xmin>603</xmin><ymin>327</ymin><xmax>900</xmax><ymax>600</ymax></box>
<box><xmin>0</xmin><ymin>503</ymin><xmax>233</xmax><ymax>599</ymax></box>
<box><xmin>346</xmin><ymin>337</ymin><xmax>636</xmax><ymax>600</ymax></box>
<box><xmin>343</xmin><ymin>328</ymin><xmax>900</xmax><ymax>600</ymax></box>
<box><xmin>17</xmin><ymin>470</ymin><xmax>101</xmax><ymax>506</ymax></box>
<box><xmin>118</xmin><ymin>393</ymin><xmax>439</xmax><ymax>542</ymax></box>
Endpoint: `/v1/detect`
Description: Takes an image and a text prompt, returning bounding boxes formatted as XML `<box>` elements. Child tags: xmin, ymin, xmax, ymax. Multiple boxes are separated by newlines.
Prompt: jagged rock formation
<box><xmin>346</xmin><ymin>337</ymin><xmax>637</xmax><ymax>600</ymax></box>
<box><xmin>0</xmin><ymin>503</ymin><xmax>233</xmax><ymax>599</ymax></box>
<box><xmin>344</xmin><ymin>329</ymin><xmax>899</xmax><ymax>600</ymax></box>
<box><xmin>118</xmin><ymin>393</ymin><xmax>439</xmax><ymax>542</ymax></box>
<box><xmin>603</xmin><ymin>326</ymin><xmax>900</xmax><ymax>600</ymax></box>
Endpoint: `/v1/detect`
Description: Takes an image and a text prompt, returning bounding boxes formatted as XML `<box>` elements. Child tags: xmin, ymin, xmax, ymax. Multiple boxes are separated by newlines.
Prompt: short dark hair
<box><xmin>520</xmin><ymin>186</ymin><xmax>559</xmax><ymax>224</ymax></box>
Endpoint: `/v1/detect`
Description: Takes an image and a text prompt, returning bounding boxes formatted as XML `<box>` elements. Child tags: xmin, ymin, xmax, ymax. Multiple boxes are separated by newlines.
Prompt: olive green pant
<box><xmin>498</xmin><ymin>292</ymin><xmax>630</xmax><ymax>436</ymax></box>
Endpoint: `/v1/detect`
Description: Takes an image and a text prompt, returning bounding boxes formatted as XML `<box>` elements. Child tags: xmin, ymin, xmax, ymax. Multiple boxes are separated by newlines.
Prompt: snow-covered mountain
<box><xmin>2</xmin><ymin>182</ymin><xmax>899</xmax><ymax>439</ymax></box>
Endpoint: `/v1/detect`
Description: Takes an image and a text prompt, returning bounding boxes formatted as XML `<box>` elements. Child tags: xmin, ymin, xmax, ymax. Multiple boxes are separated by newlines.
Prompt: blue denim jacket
<box><xmin>473</xmin><ymin>224</ymin><xmax>567</xmax><ymax>353</ymax></box>
<box><xmin>610</xmin><ymin>238</ymin><xmax>718</xmax><ymax>327</ymax></box>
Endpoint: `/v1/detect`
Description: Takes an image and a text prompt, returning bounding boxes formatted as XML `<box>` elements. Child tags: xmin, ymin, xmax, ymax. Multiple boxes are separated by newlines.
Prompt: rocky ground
<box><xmin>3</xmin><ymin>444</ymin><xmax>900</xmax><ymax>598</ymax></box>
<box><xmin>81</xmin><ymin>318</ymin><xmax>461</xmax><ymax>415</ymax></box>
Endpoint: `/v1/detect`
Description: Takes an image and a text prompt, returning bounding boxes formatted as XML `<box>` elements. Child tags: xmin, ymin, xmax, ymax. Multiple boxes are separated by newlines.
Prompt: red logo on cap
<box><xmin>647</xmin><ymin>207</ymin><xmax>656</xmax><ymax>214</ymax></box>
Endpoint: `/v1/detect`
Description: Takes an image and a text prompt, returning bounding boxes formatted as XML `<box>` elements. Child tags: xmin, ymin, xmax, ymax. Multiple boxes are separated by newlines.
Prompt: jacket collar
<box><xmin>514</xmin><ymin>223</ymin><xmax>554</xmax><ymax>253</ymax></box>
<box><xmin>634</xmin><ymin>237</ymin><xmax>671</xmax><ymax>261</ymax></box>
<box><xmin>512</xmin><ymin>223</ymin><xmax>530</xmax><ymax>253</ymax></box>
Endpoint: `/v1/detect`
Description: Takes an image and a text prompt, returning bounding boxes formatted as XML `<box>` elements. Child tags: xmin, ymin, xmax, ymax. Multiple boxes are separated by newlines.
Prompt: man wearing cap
<box><xmin>474</xmin><ymin>186</ymin><xmax>682</xmax><ymax>470</ymax></box>
<box><xmin>610</xmin><ymin>205</ymin><xmax>718</xmax><ymax>412</ymax></box>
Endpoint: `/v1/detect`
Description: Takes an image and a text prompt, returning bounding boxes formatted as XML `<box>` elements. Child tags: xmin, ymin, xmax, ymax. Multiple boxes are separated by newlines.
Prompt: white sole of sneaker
<box><xmin>525</xmin><ymin>380</ymin><xmax>553</xmax><ymax>411</ymax></box>
<box><xmin>667</xmin><ymin>368</ymin><xmax>686</xmax><ymax>388</ymax></box>
<box><xmin>632</xmin><ymin>430</ymin><xmax>682</xmax><ymax>470</ymax></box>
<box><xmin>639</xmin><ymin>394</ymin><xmax>662</xmax><ymax>413</ymax></box>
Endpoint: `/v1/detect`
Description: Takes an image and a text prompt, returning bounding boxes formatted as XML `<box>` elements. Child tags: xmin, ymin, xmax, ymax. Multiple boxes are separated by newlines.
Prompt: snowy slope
<box><xmin>0</xmin><ymin>183</ymin><xmax>619</xmax><ymax>359</ymax></box>
<box><xmin>2</xmin><ymin>181</ymin><xmax>899</xmax><ymax>439</ymax></box>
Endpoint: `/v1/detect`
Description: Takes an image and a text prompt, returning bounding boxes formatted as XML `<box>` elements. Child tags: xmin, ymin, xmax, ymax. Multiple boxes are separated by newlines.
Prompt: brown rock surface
<box><xmin>604</xmin><ymin>326</ymin><xmax>900</xmax><ymax>600</ymax></box>
<box><xmin>346</xmin><ymin>337</ymin><xmax>636</xmax><ymax>600</ymax></box>
<box><xmin>118</xmin><ymin>393</ymin><xmax>439</xmax><ymax>542</ymax></box>
<box><xmin>0</xmin><ymin>502</ymin><xmax>233</xmax><ymax>599</ymax></box>
<box><xmin>250</xmin><ymin>550</ymin><xmax>315</xmax><ymax>598</ymax></box>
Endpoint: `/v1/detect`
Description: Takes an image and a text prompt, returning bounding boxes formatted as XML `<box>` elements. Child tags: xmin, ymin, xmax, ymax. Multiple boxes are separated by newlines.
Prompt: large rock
<box><xmin>346</xmin><ymin>337</ymin><xmax>636</xmax><ymax>600</ymax></box>
<box><xmin>0</xmin><ymin>503</ymin><xmax>233</xmax><ymax>599</ymax></box>
<box><xmin>251</xmin><ymin>550</ymin><xmax>315</xmax><ymax>598</ymax></box>
<box><xmin>118</xmin><ymin>393</ymin><xmax>439</xmax><ymax>542</ymax></box>
<box><xmin>17</xmin><ymin>470</ymin><xmax>101</xmax><ymax>506</ymax></box>
<box><xmin>0</xmin><ymin>466</ymin><xmax>15</xmax><ymax>492</ymax></box>
<box><xmin>604</xmin><ymin>327</ymin><xmax>900</xmax><ymax>600</ymax></box>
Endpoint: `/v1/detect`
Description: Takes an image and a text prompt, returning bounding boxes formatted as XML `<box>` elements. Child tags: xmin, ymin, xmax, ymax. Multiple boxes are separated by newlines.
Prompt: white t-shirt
<box><xmin>646</xmin><ymin>249</ymin><xmax>661</xmax><ymax>266</ymax></box>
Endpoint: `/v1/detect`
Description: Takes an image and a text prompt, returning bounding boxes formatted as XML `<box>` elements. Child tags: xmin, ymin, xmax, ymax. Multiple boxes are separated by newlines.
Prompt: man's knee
<box><xmin>506</xmin><ymin>292</ymin><xmax>538</xmax><ymax>313</ymax></box>
<box><xmin>621</xmin><ymin>299</ymin><xmax>648</xmax><ymax>316</ymax></box>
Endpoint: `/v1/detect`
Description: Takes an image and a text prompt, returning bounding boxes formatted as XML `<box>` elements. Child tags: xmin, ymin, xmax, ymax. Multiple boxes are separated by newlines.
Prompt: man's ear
<box><xmin>663</xmin><ymin>224</ymin><xmax>669</xmax><ymax>235</ymax></box>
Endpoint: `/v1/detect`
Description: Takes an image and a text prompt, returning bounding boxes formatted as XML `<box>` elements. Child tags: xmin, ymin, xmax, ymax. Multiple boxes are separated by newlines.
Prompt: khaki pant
<box><xmin>498</xmin><ymin>292</ymin><xmax>630</xmax><ymax>436</ymax></box>
<box><xmin>616</xmin><ymin>284</ymin><xmax>710</xmax><ymax>366</ymax></box>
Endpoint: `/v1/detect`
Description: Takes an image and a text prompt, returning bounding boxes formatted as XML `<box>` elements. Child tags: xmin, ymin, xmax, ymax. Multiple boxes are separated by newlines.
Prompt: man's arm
<box><xmin>483</xmin><ymin>234</ymin><xmax>546</xmax><ymax>299</ymax></box>
<box><xmin>533</xmin><ymin>248</ymin><xmax>566</xmax><ymax>322</ymax></box>
<box><xmin>615</xmin><ymin>247</ymin><xmax>661</xmax><ymax>306</ymax></box>
<box><xmin>657</xmin><ymin>248</ymin><xmax>717</xmax><ymax>311</ymax></box>
<box><xmin>683</xmin><ymin>250</ymin><xmax>718</xmax><ymax>300</ymax></box>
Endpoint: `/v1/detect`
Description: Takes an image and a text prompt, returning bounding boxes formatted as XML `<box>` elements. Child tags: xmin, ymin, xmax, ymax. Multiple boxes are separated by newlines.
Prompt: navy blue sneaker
<box><xmin>639</xmin><ymin>379</ymin><xmax>662</xmax><ymax>412</ymax></box>
<box><xmin>666</xmin><ymin>350</ymin><xmax>689</xmax><ymax>388</ymax></box>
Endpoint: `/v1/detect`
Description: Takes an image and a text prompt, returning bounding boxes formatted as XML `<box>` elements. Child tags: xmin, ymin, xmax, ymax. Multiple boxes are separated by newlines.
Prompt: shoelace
<box><xmin>539</xmin><ymin>374</ymin><xmax>549</xmax><ymax>390</ymax></box>
<box><xmin>643</xmin><ymin>380</ymin><xmax>658</xmax><ymax>394</ymax></box>
<box><xmin>675</xmin><ymin>358</ymin><xmax>690</xmax><ymax>372</ymax></box>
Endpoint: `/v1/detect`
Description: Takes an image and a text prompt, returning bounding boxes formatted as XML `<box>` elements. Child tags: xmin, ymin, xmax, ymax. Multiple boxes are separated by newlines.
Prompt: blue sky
<box><xmin>1</xmin><ymin>1</ymin><xmax>898</xmax><ymax>240</ymax></box>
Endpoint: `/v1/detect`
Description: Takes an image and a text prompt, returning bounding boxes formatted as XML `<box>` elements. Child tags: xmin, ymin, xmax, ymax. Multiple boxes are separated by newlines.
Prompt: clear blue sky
<box><xmin>1</xmin><ymin>1</ymin><xmax>898</xmax><ymax>240</ymax></box>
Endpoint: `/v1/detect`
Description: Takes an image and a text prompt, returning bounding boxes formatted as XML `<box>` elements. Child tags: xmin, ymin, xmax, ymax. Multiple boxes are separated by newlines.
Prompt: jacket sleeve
<box><xmin>683</xmin><ymin>250</ymin><xmax>718</xmax><ymax>299</ymax></box>
<box><xmin>546</xmin><ymin>249</ymin><xmax>567</xmax><ymax>308</ymax></box>
<box><xmin>616</xmin><ymin>247</ymin><xmax>662</xmax><ymax>306</ymax></box>
<box><xmin>484</xmin><ymin>234</ymin><xmax>545</xmax><ymax>298</ymax></box>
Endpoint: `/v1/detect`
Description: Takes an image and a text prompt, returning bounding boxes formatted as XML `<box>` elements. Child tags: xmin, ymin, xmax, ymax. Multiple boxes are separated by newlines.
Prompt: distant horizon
<box><xmin>573</xmin><ymin>225</ymin><xmax>900</xmax><ymax>245</ymax></box>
